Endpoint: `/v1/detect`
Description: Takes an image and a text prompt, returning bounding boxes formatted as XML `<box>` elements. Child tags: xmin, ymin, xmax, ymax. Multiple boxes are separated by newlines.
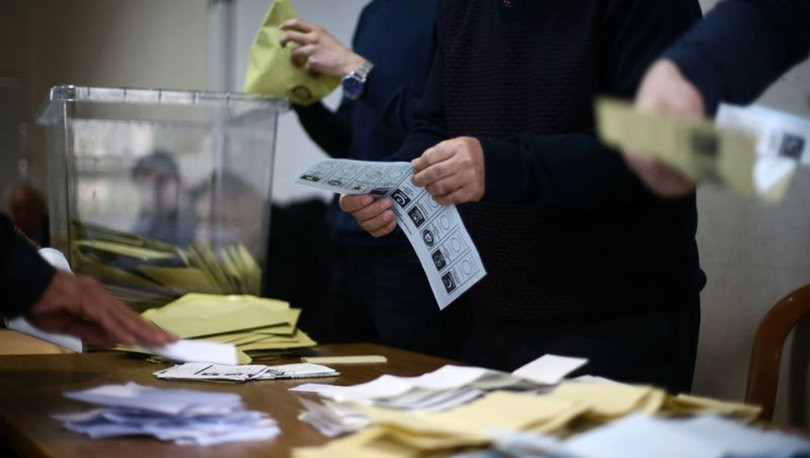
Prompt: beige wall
<box><xmin>0</xmin><ymin>0</ymin><xmax>208</xmax><ymax>192</ymax></box>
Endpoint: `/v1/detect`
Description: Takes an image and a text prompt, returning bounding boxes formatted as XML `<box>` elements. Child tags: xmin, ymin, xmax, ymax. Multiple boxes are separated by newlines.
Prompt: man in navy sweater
<box><xmin>623</xmin><ymin>0</ymin><xmax>810</xmax><ymax>197</ymax></box>
<box><xmin>1</xmin><ymin>214</ymin><xmax>174</xmax><ymax>348</ymax></box>
<box><xmin>279</xmin><ymin>0</ymin><xmax>469</xmax><ymax>358</ymax></box>
<box><xmin>342</xmin><ymin>0</ymin><xmax>706</xmax><ymax>392</ymax></box>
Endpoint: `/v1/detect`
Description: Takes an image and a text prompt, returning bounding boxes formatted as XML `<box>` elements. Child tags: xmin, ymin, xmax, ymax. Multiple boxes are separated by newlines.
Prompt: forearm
<box><xmin>293</xmin><ymin>102</ymin><xmax>352</xmax><ymax>158</ymax></box>
<box><xmin>664</xmin><ymin>0</ymin><xmax>810</xmax><ymax>113</ymax></box>
<box><xmin>0</xmin><ymin>214</ymin><xmax>55</xmax><ymax>318</ymax></box>
<box><xmin>480</xmin><ymin>133</ymin><xmax>657</xmax><ymax>213</ymax></box>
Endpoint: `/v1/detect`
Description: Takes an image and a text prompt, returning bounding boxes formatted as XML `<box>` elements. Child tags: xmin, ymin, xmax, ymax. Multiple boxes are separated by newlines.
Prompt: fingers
<box><xmin>279</xmin><ymin>30</ymin><xmax>312</xmax><ymax>47</ymax></box>
<box><xmin>412</xmin><ymin>144</ymin><xmax>455</xmax><ymax>174</ymax></box>
<box><xmin>27</xmin><ymin>271</ymin><xmax>175</xmax><ymax>348</ymax></box>
<box><xmin>412</xmin><ymin>137</ymin><xmax>485</xmax><ymax>204</ymax></box>
<box><xmin>279</xmin><ymin>18</ymin><xmax>315</xmax><ymax>33</ymax></box>
<box><xmin>339</xmin><ymin>195</ymin><xmax>397</xmax><ymax>238</ymax></box>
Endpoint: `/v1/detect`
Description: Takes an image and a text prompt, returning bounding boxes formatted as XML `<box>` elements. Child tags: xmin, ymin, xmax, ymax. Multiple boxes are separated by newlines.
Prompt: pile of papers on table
<box><xmin>289</xmin><ymin>356</ymin><xmax>792</xmax><ymax>457</ymax></box>
<box><xmin>55</xmin><ymin>382</ymin><xmax>279</xmax><ymax>446</ymax></box>
<box><xmin>119</xmin><ymin>293</ymin><xmax>316</xmax><ymax>363</ymax></box>
<box><xmin>154</xmin><ymin>362</ymin><xmax>339</xmax><ymax>382</ymax></box>
<box><xmin>290</xmin><ymin>355</ymin><xmax>587</xmax><ymax>437</ymax></box>
<box><xmin>487</xmin><ymin>413</ymin><xmax>810</xmax><ymax>458</ymax></box>
<box><xmin>72</xmin><ymin>221</ymin><xmax>262</xmax><ymax>310</ymax></box>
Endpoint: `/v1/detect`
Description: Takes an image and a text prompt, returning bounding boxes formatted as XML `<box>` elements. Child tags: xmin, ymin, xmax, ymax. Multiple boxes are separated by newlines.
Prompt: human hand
<box><xmin>411</xmin><ymin>137</ymin><xmax>485</xmax><ymax>205</ymax></box>
<box><xmin>339</xmin><ymin>194</ymin><xmax>397</xmax><ymax>238</ymax></box>
<box><xmin>25</xmin><ymin>271</ymin><xmax>177</xmax><ymax>348</ymax></box>
<box><xmin>623</xmin><ymin>59</ymin><xmax>706</xmax><ymax>197</ymax></box>
<box><xmin>279</xmin><ymin>18</ymin><xmax>366</xmax><ymax>77</ymax></box>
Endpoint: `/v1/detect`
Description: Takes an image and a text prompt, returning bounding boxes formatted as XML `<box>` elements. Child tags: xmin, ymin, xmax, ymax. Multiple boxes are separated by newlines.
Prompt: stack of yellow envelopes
<box><xmin>294</xmin><ymin>382</ymin><xmax>763</xmax><ymax>457</ymax></box>
<box><xmin>71</xmin><ymin>221</ymin><xmax>262</xmax><ymax>311</ymax></box>
<box><xmin>140</xmin><ymin>293</ymin><xmax>316</xmax><ymax>362</ymax></box>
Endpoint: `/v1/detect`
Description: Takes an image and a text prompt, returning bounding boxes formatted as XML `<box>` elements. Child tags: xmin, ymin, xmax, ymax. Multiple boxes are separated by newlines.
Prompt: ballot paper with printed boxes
<box><xmin>284</xmin><ymin>353</ymin><xmax>809</xmax><ymax>458</ymax></box>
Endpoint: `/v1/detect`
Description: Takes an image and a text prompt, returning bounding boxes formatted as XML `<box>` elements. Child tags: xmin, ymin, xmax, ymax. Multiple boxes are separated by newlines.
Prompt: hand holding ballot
<box><xmin>411</xmin><ymin>136</ymin><xmax>486</xmax><ymax>206</ymax></box>
<box><xmin>26</xmin><ymin>270</ymin><xmax>176</xmax><ymax>348</ymax></box>
<box><xmin>621</xmin><ymin>59</ymin><xmax>705</xmax><ymax>197</ymax></box>
<box><xmin>279</xmin><ymin>18</ymin><xmax>366</xmax><ymax>78</ymax></box>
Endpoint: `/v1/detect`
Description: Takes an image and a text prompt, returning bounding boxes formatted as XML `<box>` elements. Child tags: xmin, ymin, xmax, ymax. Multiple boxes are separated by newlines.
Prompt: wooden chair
<box><xmin>745</xmin><ymin>284</ymin><xmax>810</xmax><ymax>421</ymax></box>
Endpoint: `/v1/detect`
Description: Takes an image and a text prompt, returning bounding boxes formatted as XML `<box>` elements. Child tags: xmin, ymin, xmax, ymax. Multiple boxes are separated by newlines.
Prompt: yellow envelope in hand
<box><xmin>244</xmin><ymin>0</ymin><xmax>339</xmax><ymax>106</ymax></box>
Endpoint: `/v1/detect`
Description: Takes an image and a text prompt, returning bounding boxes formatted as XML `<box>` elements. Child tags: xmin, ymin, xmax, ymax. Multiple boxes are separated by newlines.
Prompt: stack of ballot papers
<box><xmin>154</xmin><ymin>362</ymin><xmax>339</xmax><ymax>382</ymax></box>
<box><xmin>486</xmin><ymin>413</ymin><xmax>810</xmax><ymax>458</ymax></box>
<box><xmin>292</xmin><ymin>369</ymin><xmax>770</xmax><ymax>456</ymax></box>
<box><xmin>71</xmin><ymin>221</ymin><xmax>262</xmax><ymax>310</ymax></box>
<box><xmin>596</xmin><ymin>98</ymin><xmax>810</xmax><ymax>202</ymax></box>
<box><xmin>54</xmin><ymin>382</ymin><xmax>279</xmax><ymax>446</ymax></box>
<box><xmin>290</xmin><ymin>355</ymin><xmax>587</xmax><ymax>437</ymax></box>
<box><xmin>118</xmin><ymin>293</ymin><xmax>316</xmax><ymax>363</ymax></box>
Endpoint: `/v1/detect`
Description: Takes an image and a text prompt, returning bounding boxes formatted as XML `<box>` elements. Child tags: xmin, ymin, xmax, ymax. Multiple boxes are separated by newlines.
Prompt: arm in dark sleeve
<box><xmin>0</xmin><ymin>214</ymin><xmax>55</xmax><ymax>318</ymax></box>
<box><xmin>480</xmin><ymin>0</ymin><xmax>702</xmax><ymax>213</ymax></box>
<box><xmin>360</xmin><ymin>22</ymin><xmax>436</xmax><ymax>142</ymax></box>
<box><xmin>293</xmin><ymin>101</ymin><xmax>353</xmax><ymax>158</ymax></box>
<box><xmin>389</xmin><ymin>46</ymin><xmax>448</xmax><ymax>161</ymax></box>
<box><xmin>665</xmin><ymin>0</ymin><xmax>810</xmax><ymax>113</ymax></box>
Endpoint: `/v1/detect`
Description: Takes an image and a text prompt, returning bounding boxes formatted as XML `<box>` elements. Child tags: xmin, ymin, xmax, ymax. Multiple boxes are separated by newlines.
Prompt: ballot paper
<box><xmin>57</xmin><ymin>382</ymin><xmax>278</xmax><ymax>446</ymax></box>
<box><xmin>512</xmin><ymin>354</ymin><xmax>588</xmax><ymax>385</ymax></box>
<box><xmin>154</xmin><ymin>362</ymin><xmax>339</xmax><ymax>382</ymax></box>
<box><xmin>596</xmin><ymin>98</ymin><xmax>766</xmax><ymax>196</ymax></box>
<box><xmin>558</xmin><ymin>413</ymin><xmax>810</xmax><ymax>458</ymax></box>
<box><xmin>290</xmin><ymin>355</ymin><xmax>584</xmax><ymax>437</ymax></box>
<box><xmin>145</xmin><ymin>340</ymin><xmax>238</xmax><ymax>365</ymax></box>
<box><xmin>293</xmin><ymin>159</ymin><xmax>486</xmax><ymax>309</ymax></box>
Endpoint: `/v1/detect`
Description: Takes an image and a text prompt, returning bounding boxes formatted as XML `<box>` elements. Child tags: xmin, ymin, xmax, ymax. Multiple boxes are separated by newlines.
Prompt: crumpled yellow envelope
<box><xmin>244</xmin><ymin>0</ymin><xmax>339</xmax><ymax>106</ymax></box>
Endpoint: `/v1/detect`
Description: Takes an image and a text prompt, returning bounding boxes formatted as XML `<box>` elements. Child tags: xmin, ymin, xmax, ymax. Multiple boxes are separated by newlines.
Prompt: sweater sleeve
<box><xmin>0</xmin><ymin>214</ymin><xmax>55</xmax><ymax>318</ymax></box>
<box><xmin>293</xmin><ymin>101</ymin><xmax>353</xmax><ymax>158</ymax></box>
<box><xmin>359</xmin><ymin>23</ymin><xmax>436</xmax><ymax>142</ymax></box>
<box><xmin>390</xmin><ymin>46</ymin><xmax>449</xmax><ymax>161</ymax></box>
<box><xmin>479</xmin><ymin>0</ymin><xmax>703</xmax><ymax>213</ymax></box>
<box><xmin>664</xmin><ymin>0</ymin><xmax>810</xmax><ymax>114</ymax></box>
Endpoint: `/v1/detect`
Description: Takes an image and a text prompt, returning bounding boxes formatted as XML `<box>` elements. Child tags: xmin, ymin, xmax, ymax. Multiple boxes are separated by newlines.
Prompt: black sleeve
<box><xmin>0</xmin><ymin>214</ymin><xmax>55</xmax><ymax>318</ymax></box>
<box><xmin>390</xmin><ymin>46</ymin><xmax>449</xmax><ymax>161</ymax></box>
<box><xmin>293</xmin><ymin>101</ymin><xmax>353</xmax><ymax>158</ymax></box>
<box><xmin>664</xmin><ymin>0</ymin><xmax>810</xmax><ymax>114</ymax></box>
<box><xmin>478</xmin><ymin>0</ymin><xmax>702</xmax><ymax>213</ymax></box>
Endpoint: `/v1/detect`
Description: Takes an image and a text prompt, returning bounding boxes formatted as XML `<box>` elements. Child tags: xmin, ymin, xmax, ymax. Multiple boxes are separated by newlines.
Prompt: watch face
<box><xmin>342</xmin><ymin>76</ymin><xmax>364</xmax><ymax>99</ymax></box>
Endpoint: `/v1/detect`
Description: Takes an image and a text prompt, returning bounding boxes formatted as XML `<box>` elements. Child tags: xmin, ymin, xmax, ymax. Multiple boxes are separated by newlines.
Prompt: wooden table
<box><xmin>0</xmin><ymin>343</ymin><xmax>451</xmax><ymax>457</ymax></box>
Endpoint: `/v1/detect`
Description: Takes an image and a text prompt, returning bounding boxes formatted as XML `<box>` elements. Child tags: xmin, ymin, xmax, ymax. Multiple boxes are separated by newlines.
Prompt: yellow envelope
<box><xmin>144</xmin><ymin>294</ymin><xmax>291</xmax><ymax>338</ymax></box>
<box><xmin>244</xmin><ymin>0</ymin><xmax>339</xmax><ymax>106</ymax></box>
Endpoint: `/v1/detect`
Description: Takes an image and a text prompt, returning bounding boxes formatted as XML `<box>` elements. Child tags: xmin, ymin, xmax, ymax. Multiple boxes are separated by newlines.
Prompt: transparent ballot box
<box><xmin>37</xmin><ymin>86</ymin><xmax>286</xmax><ymax>310</ymax></box>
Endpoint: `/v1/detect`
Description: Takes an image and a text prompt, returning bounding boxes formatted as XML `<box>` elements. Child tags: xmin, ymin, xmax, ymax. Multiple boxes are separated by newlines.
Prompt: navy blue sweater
<box><xmin>294</xmin><ymin>0</ymin><xmax>436</xmax><ymax>246</ymax></box>
<box><xmin>392</xmin><ymin>0</ymin><xmax>706</xmax><ymax>320</ymax></box>
<box><xmin>0</xmin><ymin>214</ymin><xmax>55</xmax><ymax>318</ymax></box>
<box><xmin>665</xmin><ymin>0</ymin><xmax>810</xmax><ymax>114</ymax></box>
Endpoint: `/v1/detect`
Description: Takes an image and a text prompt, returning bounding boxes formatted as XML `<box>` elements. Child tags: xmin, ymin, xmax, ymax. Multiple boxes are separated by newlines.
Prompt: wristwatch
<box><xmin>341</xmin><ymin>60</ymin><xmax>374</xmax><ymax>101</ymax></box>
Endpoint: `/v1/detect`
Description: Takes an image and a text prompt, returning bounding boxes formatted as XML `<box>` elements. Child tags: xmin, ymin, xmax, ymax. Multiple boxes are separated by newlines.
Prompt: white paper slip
<box><xmin>155</xmin><ymin>362</ymin><xmax>339</xmax><ymax>382</ymax></box>
<box><xmin>154</xmin><ymin>363</ymin><xmax>269</xmax><ymax>382</ymax></box>
<box><xmin>294</xmin><ymin>158</ymin><xmax>486</xmax><ymax>309</ymax></box>
<box><xmin>512</xmin><ymin>354</ymin><xmax>588</xmax><ymax>385</ymax></box>
<box><xmin>58</xmin><ymin>383</ymin><xmax>278</xmax><ymax>446</ymax></box>
<box><xmin>717</xmin><ymin>103</ymin><xmax>810</xmax><ymax>166</ymax></box>
<box><xmin>257</xmin><ymin>363</ymin><xmax>339</xmax><ymax>380</ymax></box>
<box><xmin>64</xmin><ymin>382</ymin><xmax>243</xmax><ymax>416</ymax></box>
<box><xmin>145</xmin><ymin>340</ymin><xmax>238</xmax><ymax>365</ymax></box>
